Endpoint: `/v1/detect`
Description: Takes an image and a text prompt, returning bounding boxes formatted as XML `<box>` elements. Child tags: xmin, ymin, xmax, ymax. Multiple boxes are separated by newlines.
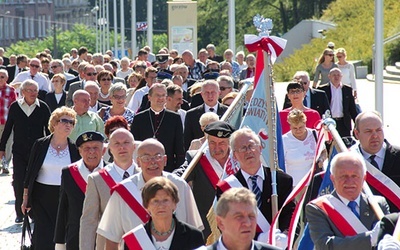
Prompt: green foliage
<box><xmin>6</xmin><ymin>24</ymin><xmax>121</xmax><ymax>58</ymax></box>
<box><xmin>274</xmin><ymin>0</ymin><xmax>400</xmax><ymax>81</ymax></box>
<box><xmin>153</xmin><ymin>33</ymin><xmax>168</xmax><ymax>53</ymax></box>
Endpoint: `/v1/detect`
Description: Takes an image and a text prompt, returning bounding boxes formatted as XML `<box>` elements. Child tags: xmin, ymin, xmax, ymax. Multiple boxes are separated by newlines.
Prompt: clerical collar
<box><xmin>150</xmin><ymin>107</ymin><xmax>165</xmax><ymax>115</ymax></box>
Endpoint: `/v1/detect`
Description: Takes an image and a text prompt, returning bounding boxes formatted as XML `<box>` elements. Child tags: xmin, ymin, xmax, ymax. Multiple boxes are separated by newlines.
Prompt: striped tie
<box><xmin>250</xmin><ymin>175</ymin><xmax>262</xmax><ymax>208</ymax></box>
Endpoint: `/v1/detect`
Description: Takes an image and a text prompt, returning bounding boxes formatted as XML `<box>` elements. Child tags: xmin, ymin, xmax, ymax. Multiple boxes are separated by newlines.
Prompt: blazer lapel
<box><xmin>382</xmin><ymin>140</ymin><xmax>395</xmax><ymax>174</ymax></box>
<box><xmin>359</xmin><ymin>194</ymin><xmax>374</xmax><ymax>230</ymax></box>
<box><xmin>169</xmin><ymin>219</ymin><xmax>187</xmax><ymax>249</ymax></box>
<box><xmin>235</xmin><ymin>170</ymin><xmax>249</xmax><ymax>189</ymax></box>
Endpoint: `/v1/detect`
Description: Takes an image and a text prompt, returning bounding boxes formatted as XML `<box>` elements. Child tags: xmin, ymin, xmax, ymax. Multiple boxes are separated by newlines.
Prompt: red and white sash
<box><xmin>111</xmin><ymin>180</ymin><xmax>150</xmax><ymax>224</ymax></box>
<box><xmin>199</xmin><ymin>155</ymin><xmax>221</xmax><ymax>189</ymax></box>
<box><xmin>123</xmin><ymin>224</ymin><xmax>156</xmax><ymax>250</ymax></box>
<box><xmin>312</xmin><ymin>195</ymin><xmax>368</xmax><ymax>236</ymax></box>
<box><xmin>68</xmin><ymin>164</ymin><xmax>87</xmax><ymax>194</ymax></box>
<box><xmin>217</xmin><ymin>175</ymin><xmax>270</xmax><ymax>233</ymax></box>
<box><xmin>352</xmin><ymin>146</ymin><xmax>400</xmax><ymax>210</ymax></box>
<box><xmin>98</xmin><ymin>168</ymin><xmax>119</xmax><ymax>191</ymax></box>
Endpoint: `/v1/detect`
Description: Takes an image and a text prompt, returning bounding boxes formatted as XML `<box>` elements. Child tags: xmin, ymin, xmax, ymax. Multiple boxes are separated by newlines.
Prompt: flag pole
<box><xmin>323</xmin><ymin>116</ymin><xmax>384</xmax><ymax>219</ymax></box>
<box><xmin>263</xmin><ymin>50</ymin><xmax>279</xmax><ymax>220</ymax></box>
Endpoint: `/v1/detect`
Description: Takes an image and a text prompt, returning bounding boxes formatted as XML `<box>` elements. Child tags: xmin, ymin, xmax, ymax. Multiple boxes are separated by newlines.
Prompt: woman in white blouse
<box><xmin>336</xmin><ymin>47</ymin><xmax>358</xmax><ymax>98</ymax></box>
<box><xmin>21</xmin><ymin>107</ymin><xmax>81</xmax><ymax>249</ymax></box>
<box><xmin>282</xmin><ymin>109</ymin><xmax>326</xmax><ymax>187</ymax></box>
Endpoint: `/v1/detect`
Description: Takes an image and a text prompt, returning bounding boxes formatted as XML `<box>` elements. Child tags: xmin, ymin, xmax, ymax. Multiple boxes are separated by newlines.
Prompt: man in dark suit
<box><xmin>184</xmin><ymin>80</ymin><xmax>228</xmax><ymax>150</ymax></box>
<box><xmin>353</xmin><ymin>111</ymin><xmax>400</xmax><ymax>212</ymax></box>
<box><xmin>306</xmin><ymin>152</ymin><xmax>390</xmax><ymax>250</ymax></box>
<box><xmin>174</xmin><ymin>121</ymin><xmax>235</xmax><ymax>239</ymax></box>
<box><xmin>216</xmin><ymin>128</ymin><xmax>294</xmax><ymax>245</ymax></box>
<box><xmin>6</xmin><ymin>54</ymin><xmax>28</xmax><ymax>83</ymax></box>
<box><xmin>66</xmin><ymin>63</ymin><xmax>97</xmax><ymax>107</ymax></box>
<box><xmin>84</xmin><ymin>81</ymin><xmax>108</xmax><ymax>112</ymax></box>
<box><xmin>64</xmin><ymin>61</ymin><xmax>88</xmax><ymax>93</ymax></box>
<box><xmin>283</xmin><ymin>71</ymin><xmax>330</xmax><ymax>117</ymax></box>
<box><xmin>54</xmin><ymin>132</ymin><xmax>105</xmax><ymax>249</ymax></box>
<box><xmin>207</xmin><ymin>187</ymin><xmax>282</xmax><ymax>250</ymax></box>
<box><xmin>131</xmin><ymin>83</ymin><xmax>185</xmax><ymax>172</ymax></box>
<box><xmin>317</xmin><ymin>68</ymin><xmax>359</xmax><ymax>137</ymax></box>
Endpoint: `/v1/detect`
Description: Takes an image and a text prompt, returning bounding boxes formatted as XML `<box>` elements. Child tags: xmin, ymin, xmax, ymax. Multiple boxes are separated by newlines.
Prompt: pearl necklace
<box><xmin>99</xmin><ymin>91</ymin><xmax>110</xmax><ymax>99</ymax></box>
<box><xmin>151</xmin><ymin>219</ymin><xmax>175</xmax><ymax>236</ymax></box>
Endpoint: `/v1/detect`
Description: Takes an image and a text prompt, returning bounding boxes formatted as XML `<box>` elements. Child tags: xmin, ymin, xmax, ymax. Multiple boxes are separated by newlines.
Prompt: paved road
<box><xmin>0</xmin><ymin>79</ymin><xmax>398</xmax><ymax>249</ymax></box>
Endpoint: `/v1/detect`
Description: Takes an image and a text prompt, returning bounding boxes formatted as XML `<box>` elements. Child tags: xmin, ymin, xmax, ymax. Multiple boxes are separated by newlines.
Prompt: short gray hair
<box><xmin>330</xmin><ymin>151</ymin><xmax>367</xmax><ymax>177</ymax></box>
<box><xmin>230</xmin><ymin>127</ymin><xmax>260</xmax><ymax>151</ymax></box>
<box><xmin>109</xmin><ymin>82</ymin><xmax>127</xmax><ymax>96</ymax></box>
<box><xmin>21</xmin><ymin>79</ymin><xmax>38</xmax><ymax>91</ymax></box>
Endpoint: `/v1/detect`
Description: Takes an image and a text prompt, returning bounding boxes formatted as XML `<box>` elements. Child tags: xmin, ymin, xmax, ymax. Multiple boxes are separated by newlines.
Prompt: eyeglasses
<box><xmin>23</xmin><ymin>89</ymin><xmax>38</xmax><ymax>93</ymax></box>
<box><xmin>235</xmin><ymin>143</ymin><xmax>260</xmax><ymax>153</ymax></box>
<box><xmin>288</xmin><ymin>89</ymin><xmax>303</xmax><ymax>95</ymax></box>
<box><xmin>325</xmin><ymin>54</ymin><xmax>334</xmax><ymax>57</ymax></box>
<box><xmin>30</xmin><ymin>64</ymin><xmax>40</xmax><ymax>68</ymax></box>
<box><xmin>86</xmin><ymin>72</ymin><xmax>97</xmax><ymax>76</ymax></box>
<box><xmin>112</xmin><ymin>94</ymin><xmax>126</xmax><ymax>100</ymax></box>
<box><xmin>101</xmin><ymin>78</ymin><xmax>112</xmax><ymax>81</ymax></box>
<box><xmin>337</xmin><ymin>56</ymin><xmax>343</xmax><ymax>59</ymax></box>
<box><xmin>220</xmin><ymin>86</ymin><xmax>232</xmax><ymax>91</ymax></box>
<box><xmin>58</xmin><ymin>118</ymin><xmax>75</xmax><ymax>126</ymax></box>
<box><xmin>299</xmin><ymin>81</ymin><xmax>308</xmax><ymax>85</ymax></box>
<box><xmin>50</xmin><ymin>65</ymin><xmax>60</xmax><ymax>69</ymax></box>
<box><xmin>138</xmin><ymin>154</ymin><xmax>164</xmax><ymax>163</ymax></box>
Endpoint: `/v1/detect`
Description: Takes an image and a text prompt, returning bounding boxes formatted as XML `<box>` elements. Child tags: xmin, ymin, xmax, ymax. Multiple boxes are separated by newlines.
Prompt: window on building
<box><xmin>10</xmin><ymin>17</ymin><xmax>14</xmax><ymax>39</ymax></box>
<box><xmin>0</xmin><ymin>18</ymin><xmax>3</xmax><ymax>40</ymax></box>
<box><xmin>18</xmin><ymin>17</ymin><xmax>23</xmax><ymax>39</ymax></box>
<box><xmin>25</xmin><ymin>17</ymin><xmax>29</xmax><ymax>38</ymax></box>
<box><xmin>30</xmin><ymin>17</ymin><xmax>34</xmax><ymax>38</ymax></box>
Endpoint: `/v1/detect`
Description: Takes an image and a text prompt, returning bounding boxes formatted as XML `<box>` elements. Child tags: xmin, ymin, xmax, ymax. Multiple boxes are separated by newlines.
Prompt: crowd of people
<box><xmin>0</xmin><ymin>41</ymin><xmax>399</xmax><ymax>250</ymax></box>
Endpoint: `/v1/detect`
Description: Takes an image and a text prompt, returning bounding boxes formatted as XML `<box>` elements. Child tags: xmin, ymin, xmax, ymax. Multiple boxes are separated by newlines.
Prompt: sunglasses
<box><xmin>299</xmin><ymin>81</ymin><xmax>308</xmax><ymax>85</ymax></box>
<box><xmin>58</xmin><ymin>118</ymin><xmax>75</xmax><ymax>126</ymax></box>
<box><xmin>24</xmin><ymin>89</ymin><xmax>38</xmax><ymax>93</ymax></box>
<box><xmin>30</xmin><ymin>64</ymin><xmax>40</xmax><ymax>68</ymax></box>
<box><xmin>50</xmin><ymin>65</ymin><xmax>60</xmax><ymax>69</ymax></box>
<box><xmin>325</xmin><ymin>54</ymin><xmax>334</xmax><ymax>57</ymax></box>
<box><xmin>101</xmin><ymin>78</ymin><xmax>112</xmax><ymax>81</ymax></box>
<box><xmin>86</xmin><ymin>72</ymin><xmax>97</xmax><ymax>76</ymax></box>
<box><xmin>220</xmin><ymin>86</ymin><xmax>232</xmax><ymax>91</ymax></box>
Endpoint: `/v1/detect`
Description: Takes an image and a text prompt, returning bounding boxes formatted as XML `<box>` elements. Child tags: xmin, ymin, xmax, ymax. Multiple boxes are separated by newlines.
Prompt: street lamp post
<box><xmin>91</xmin><ymin>5</ymin><xmax>99</xmax><ymax>53</ymax></box>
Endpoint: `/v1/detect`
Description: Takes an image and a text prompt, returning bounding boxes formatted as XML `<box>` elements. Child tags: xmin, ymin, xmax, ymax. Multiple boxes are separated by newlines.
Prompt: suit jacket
<box><xmin>131</xmin><ymin>108</ymin><xmax>185</xmax><ymax>172</ymax></box>
<box><xmin>45</xmin><ymin>91</ymin><xmax>67</xmax><ymax>112</ymax></box>
<box><xmin>6</xmin><ymin>65</ymin><xmax>27</xmax><ymax>83</ymax></box>
<box><xmin>124</xmin><ymin>216</ymin><xmax>204</xmax><ymax>250</ymax></box>
<box><xmin>378</xmin><ymin>212</ymin><xmax>398</xmax><ymax>241</ymax></box>
<box><xmin>363</xmin><ymin>140</ymin><xmax>400</xmax><ymax>212</ymax></box>
<box><xmin>23</xmin><ymin>135</ymin><xmax>81</xmax><ymax>206</ymax></box>
<box><xmin>54</xmin><ymin>165</ymin><xmax>85</xmax><ymax>249</ymax></box>
<box><xmin>306</xmin><ymin>191</ymin><xmax>390</xmax><ymax>250</ymax></box>
<box><xmin>283</xmin><ymin>88</ymin><xmax>331</xmax><ymax>117</ymax></box>
<box><xmin>207</xmin><ymin>240</ymin><xmax>282</xmax><ymax>250</ymax></box>
<box><xmin>80</xmin><ymin>168</ymin><xmax>115</xmax><ymax>250</ymax></box>
<box><xmin>173</xmin><ymin>150</ymin><xmax>217</xmax><ymax>238</ymax></box>
<box><xmin>65</xmin><ymin>76</ymin><xmax>80</xmax><ymax>92</ymax></box>
<box><xmin>239</xmin><ymin>67</ymin><xmax>255</xmax><ymax>80</ymax></box>
<box><xmin>184</xmin><ymin>103</ymin><xmax>228</xmax><ymax>150</ymax></box>
<box><xmin>216</xmin><ymin>166</ymin><xmax>295</xmax><ymax>232</ymax></box>
<box><xmin>317</xmin><ymin>83</ymin><xmax>358</xmax><ymax>134</ymax></box>
<box><xmin>68</xmin><ymin>68</ymin><xmax>79</xmax><ymax>76</ymax></box>
<box><xmin>66</xmin><ymin>80</ymin><xmax>83</xmax><ymax>107</ymax></box>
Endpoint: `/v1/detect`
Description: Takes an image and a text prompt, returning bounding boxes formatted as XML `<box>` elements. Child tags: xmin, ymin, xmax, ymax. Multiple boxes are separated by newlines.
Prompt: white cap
<box><xmin>327</xmin><ymin>42</ymin><xmax>335</xmax><ymax>48</ymax></box>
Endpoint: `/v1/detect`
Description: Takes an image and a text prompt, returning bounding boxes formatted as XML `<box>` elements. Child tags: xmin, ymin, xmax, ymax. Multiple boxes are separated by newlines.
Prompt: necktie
<box><xmin>369</xmin><ymin>155</ymin><xmax>379</xmax><ymax>169</ymax></box>
<box><xmin>250</xmin><ymin>175</ymin><xmax>262</xmax><ymax>208</ymax></box>
<box><xmin>209</xmin><ymin>108</ymin><xmax>214</xmax><ymax>113</ymax></box>
<box><xmin>31</xmin><ymin>75</ymin><xmax>35</xmax><ymax>80</ymax></box>
<box><xmin>123</xmin><ymin>171</ymin><xmax>130</xmax><ymax>180</ymax></box>
<box><xmin>347</xmin><ymin>201</ymin><xmax>360</xmax><ymax>218</ymax></box>
<box><xmin>18</xmin><ymin>68</ymin><xmax>22</xmax><ymax>73</ymax></box>
<box><xmin>303</xmin><ymin>95</ymin><xmax>308</xmax><ymax>107</ymax></box>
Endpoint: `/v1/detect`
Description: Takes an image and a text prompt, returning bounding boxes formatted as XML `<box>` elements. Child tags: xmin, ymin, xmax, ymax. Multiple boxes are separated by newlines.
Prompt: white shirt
<box><xmin>216</xmin><ymin>236</ymin><xmax>256</xmax><ymax>250</ymax></box>
<box><xmin>241</xmin><ymin>166</ymin><xmax>265</xmax><ymax>191</ymax></box>
<box><xmin>97</xmin><ymin>171</ymin><xmax>203</xmax><ymax>243</ymax></box>
<box><xmin>17</xmin><ymin>98</ymin><xmax>40</xmax><ymax>117</ymax></box>
<box><xmin>12</xmin><ymin>71</ymin><xmax>50</xmax><ymax>92</ymax></box>
<box><xmin>330</xmin><ymin>82</ymin><xmax>344</xmax><ymax>118</ymax></box>
<box><xmin>112</xmin><ymin>162</ymin><xmax>138</xmax><ymax>179</ymax></box>
<box><xmin>36</xmin><ymin>145</ymin><xmax>71</xmax><ymax>185</ymax></box>
<box><xmin>127</xmin><ymin>85</ymin><xmax>150</xmax><ymax>113</ymax></box>
<box><xmin>205</xmin><ymin>103</ymin><xmax>218</xmax><ymax>113</ymax></box>
<box><xmin>177</xmin><ymin>109</ymin><xmax>186</xmax><ymax>129</ymax></box>
<box><xmin>337</xmin><ymin>193</ymin><xmax>361</xmax><ymax>215</ymax></box>
<box><xmin>305</xmin><ymin>89</ymin><xmax>311</xmax><ymax>108</ymax></box>
<box><xmin>282</xmin><ymin>128</ymin><xmax>317</xmax><ymax>186</ymax></box>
